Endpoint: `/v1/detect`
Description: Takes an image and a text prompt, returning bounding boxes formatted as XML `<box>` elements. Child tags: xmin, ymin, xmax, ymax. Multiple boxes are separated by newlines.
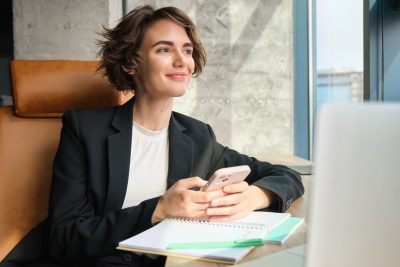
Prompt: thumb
<box><xmin>178</xmin><ymin>176</ymin><xmax>207</xmax><ymax>189</ymax></box>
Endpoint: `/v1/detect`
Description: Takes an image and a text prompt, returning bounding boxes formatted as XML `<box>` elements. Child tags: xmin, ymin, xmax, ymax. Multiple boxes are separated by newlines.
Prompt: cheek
<box><xmin>188</xmin><ymin>58</ymin><xmax>195</xmax><ymax>75</ymax></box>
<box><xmin>145</xmin><ymin>55</ymin><xmax>168</xmax><ymax>74</ymax></box>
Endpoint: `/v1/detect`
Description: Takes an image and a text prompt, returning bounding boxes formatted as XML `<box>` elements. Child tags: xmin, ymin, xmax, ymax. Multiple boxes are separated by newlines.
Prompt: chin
<box><xmin>172</xmin><ymin>88</ymin><xmax>187</xmax><ymax>97</ymax></box>
<box><xmin>175</xmin><ymin>91</ymin><xmax>186</xmax><ymax>97</ymax></box>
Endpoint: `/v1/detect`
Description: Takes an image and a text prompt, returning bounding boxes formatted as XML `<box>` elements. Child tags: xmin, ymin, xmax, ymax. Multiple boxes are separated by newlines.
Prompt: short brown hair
<box><xmin>97</xmin><ymin>5</ymin><xmax>206</xmax><ymax>92</ymax></box>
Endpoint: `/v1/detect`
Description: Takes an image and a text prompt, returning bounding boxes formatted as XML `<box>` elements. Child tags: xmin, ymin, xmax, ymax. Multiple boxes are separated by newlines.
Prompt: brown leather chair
<box><xmin>0</xmin><ymin>60</ymin><xmax>132</xmax><ymax>262</ymax></box>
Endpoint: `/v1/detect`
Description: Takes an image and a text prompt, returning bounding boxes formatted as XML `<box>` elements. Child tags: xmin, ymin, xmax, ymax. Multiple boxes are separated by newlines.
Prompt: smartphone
<box><xmin>201</xmin><ymin>165</ymin><xmax>251</xmax><ymax>192</ymax></box>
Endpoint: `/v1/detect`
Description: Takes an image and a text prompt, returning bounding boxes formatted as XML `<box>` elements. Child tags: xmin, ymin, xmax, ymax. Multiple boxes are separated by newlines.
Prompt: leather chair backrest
<box><xmin>0</xmin><ymin>60</ymin><xmax>132</xmax><ymax>261</ymax></box>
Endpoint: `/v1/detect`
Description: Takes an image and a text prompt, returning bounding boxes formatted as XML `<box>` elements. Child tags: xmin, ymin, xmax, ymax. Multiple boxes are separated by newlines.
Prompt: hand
<box><xmin>151</xmin><ymin>177</ymin><xmax>225</xmax><ymax>223</ymax></box>
<box><xmin>206</xmin><ymin>183</ymin><xmax>275</xmax><ymax>221</ymax></box>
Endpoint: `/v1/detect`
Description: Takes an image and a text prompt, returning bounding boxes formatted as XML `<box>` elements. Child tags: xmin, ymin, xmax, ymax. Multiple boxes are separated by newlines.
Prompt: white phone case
<box><xmin>202</xmin><ymin>165</ymin><xmax>251</xmax><ymax>192</ymax></box>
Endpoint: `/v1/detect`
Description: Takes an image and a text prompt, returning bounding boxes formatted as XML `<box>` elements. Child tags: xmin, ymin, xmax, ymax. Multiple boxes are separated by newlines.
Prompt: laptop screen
<box><xmin>307</xmin><ymin>103</ymin><xmax>400</xmax><ymax>267</ymax></box>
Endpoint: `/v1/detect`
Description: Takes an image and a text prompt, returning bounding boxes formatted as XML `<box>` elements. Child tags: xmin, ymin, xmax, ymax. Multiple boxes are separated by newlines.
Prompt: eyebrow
<box><xmin>151</xmin><ymin>40</ymin><xmax>193</xmax><ymax>48</ymax></box>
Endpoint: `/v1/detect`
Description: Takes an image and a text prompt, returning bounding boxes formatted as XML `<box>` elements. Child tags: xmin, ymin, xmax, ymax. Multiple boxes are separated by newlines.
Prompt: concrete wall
<box><xmin>127</xmin><ymin>0</ymin><xmax>294</xmax><ymax>155</ymax></box>
<box><xmin>13</xmin><ymin>0</ymin><xmax>294</xmax><ymax>156</ymax></box>
<box><xmin>13</xmin><ymin>0</ymin><xmax>122</xmax><ymax>59</ymax></box>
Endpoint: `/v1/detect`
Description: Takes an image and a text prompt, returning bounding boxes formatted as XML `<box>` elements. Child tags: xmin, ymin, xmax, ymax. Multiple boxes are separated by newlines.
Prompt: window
<box><xmin>310</xmin><ymin>0</ymin><xmax>364</xmax><ymax>158</ymax></box>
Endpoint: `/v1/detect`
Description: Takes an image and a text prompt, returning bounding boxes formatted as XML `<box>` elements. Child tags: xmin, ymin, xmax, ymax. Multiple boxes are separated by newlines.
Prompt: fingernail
<box><xmin>212</xmin><ymin>200</ymin><xmax>219</xmax><ymax>206</ymax></box>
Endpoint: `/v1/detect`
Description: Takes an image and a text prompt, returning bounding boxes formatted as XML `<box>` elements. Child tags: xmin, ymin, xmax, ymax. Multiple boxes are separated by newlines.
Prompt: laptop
<box><xmin>307</xmin><ymin>103</ymin><xmax>400</xmax><ymax>267</ymax></box>
<box><xmin>237</xmin><ymin>103</ymin><xmax>400</xmax><ymax>267</ymax></box>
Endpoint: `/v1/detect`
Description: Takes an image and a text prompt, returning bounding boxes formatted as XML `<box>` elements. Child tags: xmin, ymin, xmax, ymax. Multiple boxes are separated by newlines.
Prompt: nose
<box><xmin>172</xmin><ymin>50</ymin><xmax>185</xmax><ymax>68</ymax></box>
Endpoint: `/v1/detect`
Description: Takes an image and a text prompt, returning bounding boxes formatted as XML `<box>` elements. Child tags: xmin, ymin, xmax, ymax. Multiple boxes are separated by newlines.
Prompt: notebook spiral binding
<box><xmin>166</xmin><ymin>217</ymin><xmax>266</xmax><ymax>230</ymax></box>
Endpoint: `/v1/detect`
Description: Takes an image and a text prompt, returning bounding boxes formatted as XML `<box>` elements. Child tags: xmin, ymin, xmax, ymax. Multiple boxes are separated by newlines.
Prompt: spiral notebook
<box><xmin>117</xmin><ymin>211</ymin><xmax>290</xmax><ymax>264</ymax></box>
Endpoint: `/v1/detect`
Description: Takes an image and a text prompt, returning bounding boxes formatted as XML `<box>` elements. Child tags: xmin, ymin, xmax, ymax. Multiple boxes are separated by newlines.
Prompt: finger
<box><xmin>176</xmin><ymin>200</ymin><xmax>210</xmax><ymax>216</ymax></box>
<box><xmin>210</xmin><ymin>192</ymin><xmax>245</xmax><ymax>207</ymax></box>
<box><xmin>191</xmin><ymin>189</ymin><xmax>226</xmax><ymax>203</ymax></box>
<box><xmin>191</xmin><ymin>212</ymin><xmax>210</xmax><ymax>221</ymax></box>
<box><xmin>177</xmin><ymin>177</ymin><xmax>207</xmax><ymax>189</ymax></box>
<box><xmin>174</xmin><ymin>201</ymin><xmax>207</xmax><ymax>218</ymax></box>
<box><xmin>223</xmin><ymin>181</ymin><xmax>249</xmax><ymax>194</ymax></box>
<box><xmin>191</xmin><ymin>202</ymin><xmax>211</xmax><ymax>211</ymax></box>
<box><xmin>184</xmin><ymin>210</ymin><xmax>208</xmax><ymax>220</ymax></box>
<box><xmin>206</xmin><ymin>203</ymin><xmax>243</xmax><ymax>216</ymax></box>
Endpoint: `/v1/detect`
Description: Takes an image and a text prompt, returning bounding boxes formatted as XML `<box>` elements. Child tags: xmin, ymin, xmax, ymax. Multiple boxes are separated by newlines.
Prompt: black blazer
<box><xmin>45</xmin><ymin>97</ymin><xmax>304</xmax><ymax>264</ymax></box>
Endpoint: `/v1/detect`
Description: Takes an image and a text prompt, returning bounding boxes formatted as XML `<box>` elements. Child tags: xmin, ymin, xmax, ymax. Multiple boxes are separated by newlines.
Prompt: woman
<box><xmin>48</xmin><ymin>5</ymin><xmax>304</xmax><ymax>266</ymax></box>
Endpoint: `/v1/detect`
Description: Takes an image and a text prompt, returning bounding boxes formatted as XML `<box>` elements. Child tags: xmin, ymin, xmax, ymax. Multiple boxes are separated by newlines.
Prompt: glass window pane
<box><xmin>312</xmin><ymin>0</ymin><xmax>364</xmax><ymax>157</ymax></box>
<box><xmin>315</xmin><ymin>0</ymin><xmax>364</xmax><ymax>104</ymax></box>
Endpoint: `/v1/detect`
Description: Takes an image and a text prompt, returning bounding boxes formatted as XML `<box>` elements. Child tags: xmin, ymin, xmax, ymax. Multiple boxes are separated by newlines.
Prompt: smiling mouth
<box><xmin>166</xmin><ymin>73</ymin><xmax>187</xmax><ymax>81</ymax></box>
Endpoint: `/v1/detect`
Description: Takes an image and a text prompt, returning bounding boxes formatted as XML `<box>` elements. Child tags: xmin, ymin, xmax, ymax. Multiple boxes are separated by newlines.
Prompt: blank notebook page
<box><xmin>118</xmin><ymin>211</ymin><xmax>289</xmax><ymax>263</ymax></box>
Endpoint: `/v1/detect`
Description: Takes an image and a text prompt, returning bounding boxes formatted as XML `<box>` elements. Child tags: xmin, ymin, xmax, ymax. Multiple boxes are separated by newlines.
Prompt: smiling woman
<box><xmin>44</xmin><ymin>5</ymin><xmax>304</xmax><ymax>267</ymax></box>
<box><xmin>97</xmin><ymin>6</ymin><xmax>205</xmax><ymax>93</ymax></box>
<box><xmin>133</xmin><ymin>20</ymin><xmax>195</xmax><ymax>100</ymax></box>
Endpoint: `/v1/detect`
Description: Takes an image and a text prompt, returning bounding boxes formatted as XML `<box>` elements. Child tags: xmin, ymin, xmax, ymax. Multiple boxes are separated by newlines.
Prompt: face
<box><xmin>133</xmin><ymin>19</ymin><xmax>195</xmax><ymax>99</ymax></box>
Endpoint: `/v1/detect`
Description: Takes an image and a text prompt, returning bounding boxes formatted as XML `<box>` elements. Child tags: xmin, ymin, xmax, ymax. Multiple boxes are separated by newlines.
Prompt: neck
<box><xmin>132</xmin><ymin>94</ymin><xmax>173</xmax><ymax>131</ymax></box>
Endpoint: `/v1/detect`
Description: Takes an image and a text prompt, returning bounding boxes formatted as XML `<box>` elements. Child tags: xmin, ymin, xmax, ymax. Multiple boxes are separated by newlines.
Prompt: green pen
<box><xmin>167</xmin><ymin>238</ymin><xmax>264</xmax><ymax>250</ymax></box>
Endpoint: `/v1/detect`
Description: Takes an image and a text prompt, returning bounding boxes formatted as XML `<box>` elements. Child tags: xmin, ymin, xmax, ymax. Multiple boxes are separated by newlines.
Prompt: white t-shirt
<box><xmin>121</xmin><ymin>121</ymin><xmax>169</xmax><ymax>209</ymax></box>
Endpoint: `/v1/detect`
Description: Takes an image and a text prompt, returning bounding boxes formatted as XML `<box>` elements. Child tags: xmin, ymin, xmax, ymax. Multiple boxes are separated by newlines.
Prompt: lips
<box><xmin>166</xmin><ymin>72</ymin><xmax>187</xmax><ymax>81</ymax></box>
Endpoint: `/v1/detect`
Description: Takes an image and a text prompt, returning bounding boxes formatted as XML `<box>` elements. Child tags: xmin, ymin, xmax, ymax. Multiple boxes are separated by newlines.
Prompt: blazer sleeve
<box><xmin>48</xmin><ymin>111</ymin><xmax>160</xmax><ymax>264</ymax></box>
<box><xmin>206</xmin><ymin>125</ymin><xmax>304</xmax><ymax>213</ymax></box>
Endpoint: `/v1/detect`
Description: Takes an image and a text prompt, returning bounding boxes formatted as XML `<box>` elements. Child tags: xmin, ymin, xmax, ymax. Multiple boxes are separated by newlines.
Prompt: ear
<box><xmin>122</xmin><ymin>66</ymin><xmax>136</xmax><ymax>76</ymax></box>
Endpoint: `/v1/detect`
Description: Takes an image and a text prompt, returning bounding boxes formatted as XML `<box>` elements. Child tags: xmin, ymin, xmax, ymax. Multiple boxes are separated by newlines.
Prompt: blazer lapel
<box><xmin>167</xmin><ymin>114</ymin><xmax>194</xmax><ymax>188</ymax></box>
<box><xmin>103</xmin><ymin>98</ymin><xmax>134</xmax><ymax>214</ymax></box>
<box><xmin>103</xmin><ymin>104</ymin><xmax>194</xmax><ymax>213</ymax></box>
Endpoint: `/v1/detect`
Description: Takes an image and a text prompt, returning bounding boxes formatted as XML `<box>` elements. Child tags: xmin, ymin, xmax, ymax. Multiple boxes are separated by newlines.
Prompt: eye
<box><xmin>156</xmin><ymin>47</ymin><xmax>170</xmax><ymax>53</ymax></box>
<box><xmin>184</xmin><ymin>48</ymin><xmax>193</xmax><ymax>56</ymax></box>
